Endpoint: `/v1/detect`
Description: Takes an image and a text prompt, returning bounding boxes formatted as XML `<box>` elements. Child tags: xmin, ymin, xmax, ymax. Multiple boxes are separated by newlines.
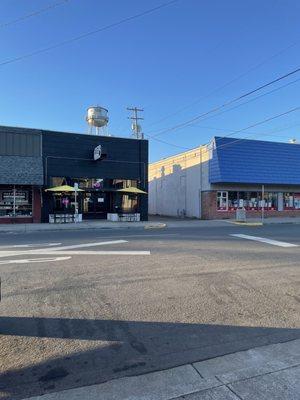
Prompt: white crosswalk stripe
<box><xmin>0</xmin><ymin>240</ymin><xmax>151</xmax><ymax>262</ymax></box>
<box><xmin>230</xmin><ymin>234</ymin><xmax>299</xmax><ymax>248</ymax></box>
<box><xmin>0</xmin><ymin>257</ymin><xmax>71</xmax><ymax>265</ymax></box>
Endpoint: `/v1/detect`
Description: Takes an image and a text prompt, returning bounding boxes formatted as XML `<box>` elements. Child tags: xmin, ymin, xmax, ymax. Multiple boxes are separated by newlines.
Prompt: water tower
<box><xmin>86</xmin><ymin>106</ymin><xmax>109</xmax><ymax>135</ymax></box>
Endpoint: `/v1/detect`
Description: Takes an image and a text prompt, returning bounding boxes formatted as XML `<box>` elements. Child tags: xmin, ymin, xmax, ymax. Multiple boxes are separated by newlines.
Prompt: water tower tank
<box><xmin>86</xmin><ymin>106</ymin><xmax>109</xmax><ymax>128</ymax></box>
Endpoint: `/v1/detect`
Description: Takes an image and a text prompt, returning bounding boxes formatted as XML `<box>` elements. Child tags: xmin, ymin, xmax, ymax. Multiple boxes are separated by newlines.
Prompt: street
<box><xmin>0</xmin><ymin>223</ymin><xmax>299</xmax><ymax>399</ymax></box>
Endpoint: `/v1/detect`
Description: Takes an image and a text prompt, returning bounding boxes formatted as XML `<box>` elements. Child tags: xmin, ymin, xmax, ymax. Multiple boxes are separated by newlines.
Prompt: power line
<box><xmin>147</xmin><ymin>65</ymin><xmax>300</xmax><ymax>139</ymax></box>
<box><xmin>146</xmin><ymin>133</ymin><xmax>190</xmax><ymax>150</ymax></box>
<box><xmin>217</xmin><ymin>106</ymin><xmax>300</xmax><ymax>140</ymax></box>
<box><xmin>146</xmin><ymin>105</ymin><xmax>300</xmax><ymax>151</ymax></box>
<box><xmin>187</xmin><ymin>76</ymin><xmax>300</xmax><ymax>131</ymax></box>
<box><xmin>146</xmin><ymin>76</ymin><xmax>300</xmax><ymax>149</ymax></box>
<box><xmin>0</xmin><ymin>0</ymin><xmax>180</xmax><ymax>67</ymax></box>
<box><xmin>146</xmin><ymin>37</ymin><xmax>300</xmax><ymax>129</ymax></box>
<box><xmin>192</xmin><ymin>106</ymin><xmax>300</xmax><ymax>155</ymax></box>
<box><xmin>0</xmin><ymin>0</ymin><xmax>70</xmax><ymax>29</ymax></box>
<box><xmin>181</xmin><ymin>119</ymin><xmax>300</xmax><ymax>138</ymax></box>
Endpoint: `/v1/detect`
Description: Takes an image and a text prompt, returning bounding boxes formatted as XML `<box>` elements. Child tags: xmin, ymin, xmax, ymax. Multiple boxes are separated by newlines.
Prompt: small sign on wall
<box><xmin>98</xmin><ymin>198</ymin><xmax>104</xmax><ymax>203</ymax></box>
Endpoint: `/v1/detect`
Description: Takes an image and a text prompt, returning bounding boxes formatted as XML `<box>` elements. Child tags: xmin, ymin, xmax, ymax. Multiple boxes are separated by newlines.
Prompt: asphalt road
<box><xmin>0</xmin><ymin>224</ymin><xmax>299</xmax><ymax>399</ymax></box>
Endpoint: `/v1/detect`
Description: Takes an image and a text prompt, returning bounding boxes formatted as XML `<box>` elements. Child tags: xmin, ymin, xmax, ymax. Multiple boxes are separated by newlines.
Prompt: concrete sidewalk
<box><xmin>0</xmin><ymin>220</ymin><xmax>168</xmax><ymax>233</ymax></box>
<box><xmin>1</xmin><ymin>216</ymin><xmax>300</xmax><ymax>234</ymax></box>
<box><xmin>25</xmin><ymin>339</ymin><xmax>300</xmax><ymax>400</ymax></box>
<box><xmin>0</xmin><ymin>218</ymin><xmax>230</xmax><ymax>233</ymax></box>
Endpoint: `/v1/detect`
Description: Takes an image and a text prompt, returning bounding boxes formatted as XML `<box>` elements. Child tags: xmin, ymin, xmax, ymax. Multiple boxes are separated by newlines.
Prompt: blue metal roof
<box><xmin>209</xmin><ymin>136</ymin><xmax>300</xmax><ymax>185</ymax></box>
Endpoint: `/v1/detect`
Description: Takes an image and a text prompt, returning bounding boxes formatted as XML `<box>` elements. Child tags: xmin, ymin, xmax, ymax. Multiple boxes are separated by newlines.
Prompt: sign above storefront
<box><xmin>93</xmin><ymin>144</ymin><xmax>107</xmax><ymax>161</ymax></box>
<box><xmin>94</xmin><ymin>145</ymin><xmax>102</xmax><ymax>161</ymax></box>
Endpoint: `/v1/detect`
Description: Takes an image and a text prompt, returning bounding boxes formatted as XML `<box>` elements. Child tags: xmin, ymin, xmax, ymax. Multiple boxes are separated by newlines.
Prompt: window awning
<box><xmin>210</xmin><ymin>136</ymin><xmax>300</xmax><ymax>185</ymax></box>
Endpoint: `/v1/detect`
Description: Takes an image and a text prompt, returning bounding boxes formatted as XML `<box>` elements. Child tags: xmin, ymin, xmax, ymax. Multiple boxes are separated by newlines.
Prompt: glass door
<box><xmin>83</xmin><ymin>191</ymin><xmax>111</xmax><ymax>219</ymax></box>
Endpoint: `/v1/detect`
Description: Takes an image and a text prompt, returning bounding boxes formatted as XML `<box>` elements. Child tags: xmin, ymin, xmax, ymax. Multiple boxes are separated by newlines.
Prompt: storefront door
<box><xmin>83</xmin><ymin>191</ymin><xmax>110</xmax><ymax>219</ymax></box>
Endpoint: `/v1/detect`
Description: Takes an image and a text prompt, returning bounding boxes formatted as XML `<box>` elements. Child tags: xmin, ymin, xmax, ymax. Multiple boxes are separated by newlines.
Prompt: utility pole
<box><xmin>127</xmin><ymin>107</ymin><xmax>144</xmax><ymax>139</ymax></box>
<box><xmin>261</xmin><ymin>184</ymin><xmax>265</xmax><ymax>225</ymax></box>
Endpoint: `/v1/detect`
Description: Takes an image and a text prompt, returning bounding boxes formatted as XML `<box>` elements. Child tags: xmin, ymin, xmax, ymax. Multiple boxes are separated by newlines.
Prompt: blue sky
<box><xmin>0</xmin><ymin>0</ymin><xmax>300</xmax><ymax>162</ymax></box>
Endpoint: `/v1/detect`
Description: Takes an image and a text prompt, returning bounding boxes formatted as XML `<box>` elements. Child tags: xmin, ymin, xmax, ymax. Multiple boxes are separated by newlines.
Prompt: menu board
<box><xmin>2</xmin><ymin>191</ymin><xmax>28</xmax><ymax>204</ymax></box>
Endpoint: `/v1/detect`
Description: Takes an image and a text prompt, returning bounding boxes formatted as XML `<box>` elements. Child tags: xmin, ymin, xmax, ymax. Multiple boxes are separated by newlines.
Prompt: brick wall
<box><xmin>0</xmin><ymin>217</ymin><xmax>33</xmax><ymax>224</ymax></box>
<box><xmin>32</xmin><ymin>187</ymin><xmax>41</xmax><ymax>223</ymax></box>
<box><xmin>201</xmin><ymin>191</ymin><xmax>300</xmax><ymax>220</ymax></box>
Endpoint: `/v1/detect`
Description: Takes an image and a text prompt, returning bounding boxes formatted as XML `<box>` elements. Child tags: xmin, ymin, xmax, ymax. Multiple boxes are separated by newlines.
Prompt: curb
<box><xmin>230</xmin><ymin>222</ymin><xmax>263</xmax><ymax>226</ymax></box>
<box><xmin>223</xmin><ymin>220</ymin><xmax>300</xmax><ymax>226</ymax></box>
<box><xmin>0</xmin><ymin>223</ymin><xmax>166</xmax><ymax>234</ymax></box>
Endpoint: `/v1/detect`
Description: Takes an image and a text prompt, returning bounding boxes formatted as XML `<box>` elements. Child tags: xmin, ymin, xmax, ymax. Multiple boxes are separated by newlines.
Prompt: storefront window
<box><xmin>294</xmin><ymin>194</ymin><xmax>300</xmax><ymax>209</ymax></box>
<box><xmin>217</xmin><ymin>191</ymin><xmax>228</xmax><ymax>211</ymax></box>
<box><xmin>235</xmin><ymin>192</ymin><xmax>249</xmax><ymax>209</ymax></box>
<box><xmin>52</xmin><ymin>193</ymin><xmax>76</xmax><ymax>213</ymax></box>
<box><xmin>122</xmin><ymin>195</ymin><xmax>138</xmax><ymax>213</ymax></box>
<box><xmin>49</xmin><ymin>177</ymin><xmax>142</xmax><ymax>217</ymax></box>
<box><xmin>228</xmin><ymin>192</ymin><xmax>239</xmax><ymax>210</ymax></box>
<box><xmin>284</xmin><ymin>193</ymin><xmax>294</xmax><ymax>209</ymax></box>
<box><xmin>50</xmin><ymin>177</ymin><xmax>138</xmax><ymax>190</ymax></box>
<box><xmin>222</xmin><ymin>191</ymin><xmax>279</xmax><ymax>211</ymax></box>
<box><xmin>283</xmin><ymin>193</ymin><xmax>300</xmax><ymax>210</ymax></box>
<box><xmin>0</xmin><ymin>186</ymin><xmax>32</xmax><ymax>217</ymax></box>
<box><xmin>264</xmin><ymin>192</ymin><xmax>278</xmax><ymax>210</ymax></box>
<box><xmin>248</xmin><ymin>192</ymin><xmax>258</xmax><ymax>209</ymax></box>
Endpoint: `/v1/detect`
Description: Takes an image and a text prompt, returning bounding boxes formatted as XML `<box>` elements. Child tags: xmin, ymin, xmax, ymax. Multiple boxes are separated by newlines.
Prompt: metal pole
<box><xmin>262</xmin><ymin>184</ymin><xmax>265</xmax><ymax>225</ymax></box>
<box><xmin>13</xmin><ymin>185</ymin><xmax>16</xmax><ymax>218</ymax></box>
<box><xmin>74</xmin><ymin>183</ymin><xmax>78</xmax><ymax>223</ymax></box>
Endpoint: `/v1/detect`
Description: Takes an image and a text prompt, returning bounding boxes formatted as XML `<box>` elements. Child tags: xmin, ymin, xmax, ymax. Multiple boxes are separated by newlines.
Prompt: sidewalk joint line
<box><xmin>214</xmin><ymin>376</ymin><xmax>224</xmax><ymax>384</ymax></box>
<box><xmin>168</xmin><ymin>383</ymin><xmax>224</xmax><ymax>400</ymax></box>
<box><xmin>191</xmin><ymin>363</ymin><xmax>204</xmax><ymax>378</ymax></box>
<box><xmin>223</xmin><ymin>361</ymin><xmax>300</xmax><ymax>385</ymax></box>
<box><xmin>226</xmin><ymin>385</ymin><xmax>243</xmax><ymax>400</ymax></box>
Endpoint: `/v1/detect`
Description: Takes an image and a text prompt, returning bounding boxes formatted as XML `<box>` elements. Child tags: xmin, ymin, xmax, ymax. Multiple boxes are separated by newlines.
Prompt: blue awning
<box><xmin>209</xmin><ymin>137</ymin><xmax>300</xmax><ymax>185</ymax></box>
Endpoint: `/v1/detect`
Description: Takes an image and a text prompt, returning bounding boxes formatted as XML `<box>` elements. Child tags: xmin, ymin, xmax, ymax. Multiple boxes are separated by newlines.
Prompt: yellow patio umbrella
<box><xmin>116</xmin><ymin>187</ymin><xmax>147</xmax><ymax>194</ymax></box>
<box><xmin>45</xmin><ymin>185</ymin><xmax>84</xmax><ymax>192</ymax></box>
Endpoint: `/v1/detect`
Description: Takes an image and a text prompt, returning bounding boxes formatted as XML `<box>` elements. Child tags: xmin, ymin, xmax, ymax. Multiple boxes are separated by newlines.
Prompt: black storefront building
<box><xmin>0</xmin><ymin>126</ymin><xmax>148</xmax><ymax>223</ymax></box>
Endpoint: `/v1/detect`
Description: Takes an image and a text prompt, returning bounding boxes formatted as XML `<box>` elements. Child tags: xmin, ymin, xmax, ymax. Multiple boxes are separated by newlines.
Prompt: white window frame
<box><xmin>217</xmin><ymin>191</ymin><xmax>228</xmax><ymax>211</ymax></box>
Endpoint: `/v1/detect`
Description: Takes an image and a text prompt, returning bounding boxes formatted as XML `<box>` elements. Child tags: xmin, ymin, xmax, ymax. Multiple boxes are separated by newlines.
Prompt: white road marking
<box><xmin>0</xmin><ymin>257</ymin><xmax>71</xmax><ymax>265</ymax></box>
<box><xmin>0</xmin><ymin>240</ymin><xmax>129</xmax><ymax>258</ymax></box>
<box><xmin>97</xmin><ymin>234</ymin><xmax>179</xmax><ymax>238</ymax></box>
<box><xmin>0</xmin><ymin>242</ymin><xmax>61</xmax><ymax>249</ymax></box>
<box><xmin>230</xmin><ymin>234</ymin><xmax>299</xmax><ymax>248</ymax></box>
<box><xmin>0</xmin><ymin>239</ymin><xmax>151</xmax><ymax>259</ymax></box>
<box><xmin>30</xmin><ymin>250</ymin><xmax>151</xmax><ymax>255</ymax></box>
<box><xmin>39</xmin><ymin>240</ymin><xmax>128</xmax><ymax>252</ymax></box>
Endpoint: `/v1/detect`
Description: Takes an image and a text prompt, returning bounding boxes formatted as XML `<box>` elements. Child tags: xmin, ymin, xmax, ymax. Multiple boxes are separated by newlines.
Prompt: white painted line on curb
<box><xmin>230</xmin><ymin>234</ymin><xmax>299</xmax><ymax>248</ymax></box>
<box><xmin>0</xmin><ymin>257</ymin><xmax>71</xmax><ymax>265</ymax></box>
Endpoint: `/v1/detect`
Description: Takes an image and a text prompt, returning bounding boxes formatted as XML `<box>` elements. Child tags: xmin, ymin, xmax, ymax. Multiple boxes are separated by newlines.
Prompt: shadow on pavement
<box><xmin>1</xmin><ymin>316</ymin><xmax>299</xmax><ymax>399</ymax></box>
